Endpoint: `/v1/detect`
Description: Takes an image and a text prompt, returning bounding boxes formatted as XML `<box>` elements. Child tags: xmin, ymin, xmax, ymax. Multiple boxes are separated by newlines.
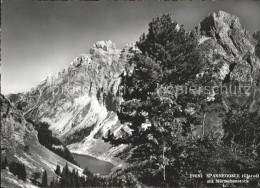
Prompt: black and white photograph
<box><xmin>1</xmin><ymin>0</ymin><xmax>260</xmax><ymax>187</ymax></box>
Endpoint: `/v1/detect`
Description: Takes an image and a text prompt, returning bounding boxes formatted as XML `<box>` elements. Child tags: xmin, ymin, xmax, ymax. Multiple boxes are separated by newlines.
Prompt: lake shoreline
<box><xmin>72</xmin><ymin>153</ymin><xmax>115</xmax><ymax>176</ymax></box>
<box><xmin>72</xmin><ymin>152</ymin><xmax>127</xmax><ymax>176</ymax></box>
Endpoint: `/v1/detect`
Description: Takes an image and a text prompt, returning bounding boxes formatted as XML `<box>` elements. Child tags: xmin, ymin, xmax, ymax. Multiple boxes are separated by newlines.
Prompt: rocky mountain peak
<box><xmin>196</xmin><ymin>10</ymin><xmax>260</xmax><ymax>88</ymax></box>
<box><xmin>71</xmin><ymin>54</ymin><xmax>91</xmax><ymax>68</ymax></box>
<box><xmin>190</xmin><ymin>10</ymin><xmax>260</xmax><ymax>116</ymax></box>
<box><xmin>198</xmin><ymin>10</ymin><xmax>258</xmax><ymax>56</ymax></box>
<box><xmin>199</xmin><ymin>10</ymin><xmax>242</xmax><ymax>37</ymax></box>
<box><xmin>90</xmin><ymin>40</ymin><xmax>117</xmax><ymax>54</ymax></box>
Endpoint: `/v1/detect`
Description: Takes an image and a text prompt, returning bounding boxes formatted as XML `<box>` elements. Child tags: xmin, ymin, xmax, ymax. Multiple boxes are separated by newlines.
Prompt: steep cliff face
<box><xmin>1</xmin><ymin>95</ymin><xmax>36</xmax><ymax>153</ymax></box>
<box><xmin>8</xmin><ymin>41</ymin><xmax>138</xmax><ymax>161</ymax></box>
<box><xmin>194</xmin><ymin>10</ymin><xmax>260</xmax><ymax>135</ymax></box>
<box><xmin>197</xmin><ymin>10</ymin><xmax>260</xmax><ymax>86</ymax></box>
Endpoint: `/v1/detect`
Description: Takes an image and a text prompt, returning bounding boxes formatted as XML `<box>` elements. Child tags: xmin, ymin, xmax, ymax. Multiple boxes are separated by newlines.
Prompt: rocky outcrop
<box><xmin>1</xmin><ymin>94</ymin><xmax>36</xmax><ymax>153</ymax></box>
<box><xmin>194</xmin><ymin>11</ymin><xmax>260</xmax><ymax>135</ymax></box>
<box><xmin>197</xmin><ymin>11</ymin><xmax>260</xmax><ymax>85</ymax></box>
<box><xmin>253</xmin><ymin>31</ymin><xmax>260</xmax><ymax>60</ymax></box>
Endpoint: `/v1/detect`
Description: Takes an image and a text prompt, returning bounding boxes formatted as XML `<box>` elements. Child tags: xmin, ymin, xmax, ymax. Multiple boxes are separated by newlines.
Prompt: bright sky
<box><xmin>2</xmin><ymin>0</ymin><xmax>260</xmax><ymax>94</ymax></box>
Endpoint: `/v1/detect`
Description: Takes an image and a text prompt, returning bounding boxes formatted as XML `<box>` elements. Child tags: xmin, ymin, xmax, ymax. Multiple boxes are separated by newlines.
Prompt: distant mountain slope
<box><xmin>1</xmin><ymin>95</ymin><xmax>84</xmax><ymax>188</ymax></box>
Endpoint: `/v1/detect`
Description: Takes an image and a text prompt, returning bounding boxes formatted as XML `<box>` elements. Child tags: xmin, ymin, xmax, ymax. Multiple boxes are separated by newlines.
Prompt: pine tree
<box><xmin>21</xmin><ymin>164</ymin><xmax>27</xmax><ymax>181</ymax></box>
<box><xmin>102</xmin><ymin>14</ymin><xmax>211</xmax><ymax>186</ymax></box>
<box><xmin>54</xmin><ymin>165</ymin><xmax>61</xmax><ymax>176</ymax></box>
<box><xmin>41</xmin><ymin>170</ymin><xmax>48</xmax><ymax>187</ymax></box>
<box><xmin>83</xmin><ymin>167</ymin><xmax>93</xmax><ymax>177</ymax></box>
<box><xmin>64</xmin><ymin>163</ymin><xmax>69</xmax><ymax>175</ymax></box>
<box><xmin>60</xmin><ymin>164</ymin><xmax>68</xmax><ymax>187</ymax></box>
<box><xmin>50</xmin><ymin>178</ymin><xmax>59</xmax><ymax>187</ymax></box>
<box><xmin>17</xmin><ymin>163</ymin><xmax>22</xmax><ymax>180</ymax></box>
<box><xmin>50</xmin><ymin>178</ymin><xmax>55</xmax><ymax>187</ymax></box>
<box><xmin>38</xmin><ymin>122</ymin><xmax>52</xmax><ymax>148</ymax></box>
<box><xmin>223</xmin><ymin>105</ymin><xmax>260</xmax><ymax>158</ymax></box>
<box><xmin>1</xmin><ymin>157</ymin><xmax>8</xmax><ymax>169</ymax></box>
<box><xmin>9</xmin><ymin>161</ymin><xmax>17</xmax><ymax>177</ymax></box>
<box><xmin>75</xmin><ymin>170</ymin><xmax>80</xmax><ymax>187</ymax></box>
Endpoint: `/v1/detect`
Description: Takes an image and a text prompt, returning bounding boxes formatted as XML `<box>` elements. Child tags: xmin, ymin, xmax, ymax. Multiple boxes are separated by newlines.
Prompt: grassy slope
<box><xmin>1</xmin><ymin>138</ymin><xmax>84</xmax><ymax>188</ymax></box>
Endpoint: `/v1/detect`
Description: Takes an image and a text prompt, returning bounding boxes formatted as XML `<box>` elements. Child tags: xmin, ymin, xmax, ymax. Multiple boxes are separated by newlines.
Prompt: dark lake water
<box><xmin>72</xmin><ymin>153</ymin><xmax>114</xmax><ymax>175</ymax></box>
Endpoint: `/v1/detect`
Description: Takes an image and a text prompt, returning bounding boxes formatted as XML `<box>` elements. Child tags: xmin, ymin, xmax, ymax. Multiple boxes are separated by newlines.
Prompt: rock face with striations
<box><xmin>197</xmin><ymin>10</ymin><xmax>260</xmax><ymax>85</ymax></box>
<box><xmin>203</xmin><ymin>12</ymin><xmax>259</xmax><ymax>93</ymax></box>
<box><xmin>192</xmin><ymin>11</ymin><xmax>260</xmax><ymax>135</ymax></box>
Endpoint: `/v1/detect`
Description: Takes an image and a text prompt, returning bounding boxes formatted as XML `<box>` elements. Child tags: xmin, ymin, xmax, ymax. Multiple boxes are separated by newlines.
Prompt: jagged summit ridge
<box><xmin>196</xmin><ymin>10</ymin><xmax>260</xmax><ymax>87</ymax></box>
<box><xmin>90</xmin><ymin>40</ymin><xmax>116</xmax><ymax>53</ymax></box>
<box><xmin>198</xmin><ymin>10</ymin><xmax>256</xmax><ymax>57</ymax></box>
<box><xmin>199</xmin><ymin>10</ymin><xmax>241</xmax><ymax>35</ymax></box>
<box><xmin>34</xmin><ymin>40</ymin><xmax>136</xmax><ymax>92</ymax></box>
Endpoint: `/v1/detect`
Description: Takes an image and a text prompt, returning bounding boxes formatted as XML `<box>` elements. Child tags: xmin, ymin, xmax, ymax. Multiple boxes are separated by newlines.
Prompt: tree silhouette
<box><xmin>1</xmin><ymin>157</ymin><xmax>8</xmax><ymax>169</ymax></box>
<box><xmin>21</xmin><ymin>164</ymin><xmax>27</xmax><ymax>181</ymax></box>
<box><xmin>9</xmin><ymin>161</ymin><xmax>27</xmax><ymax>181</ymax></box>
<box><xmin>103</xmin><ymin>14</ymin><xmax>205</xmax><ymax>185</ymax></box>
<box><xmin>41</xmin><ymin>170</ymin><xmax>48</xmax><ymax>187</ymax></box>
<box><xmin>54</xmin><ymin>165</ymin><xmax>61</xmax><ymax>176</ymax></box>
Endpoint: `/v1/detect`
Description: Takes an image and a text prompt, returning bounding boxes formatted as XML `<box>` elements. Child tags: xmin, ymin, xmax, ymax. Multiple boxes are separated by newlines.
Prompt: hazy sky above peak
<box><xmin>2</xmin><ymin>0</ymin><xmax>260</xmax><ymax>95</ymax></box>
